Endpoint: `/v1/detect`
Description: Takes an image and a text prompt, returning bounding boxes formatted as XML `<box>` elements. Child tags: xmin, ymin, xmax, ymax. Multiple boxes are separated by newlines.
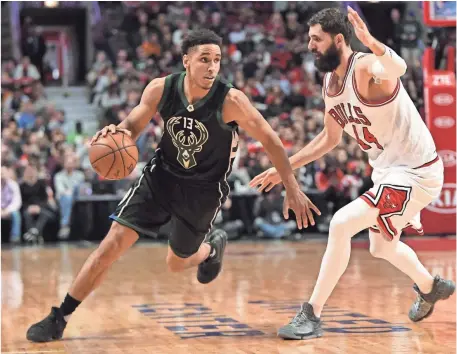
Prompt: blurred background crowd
<box><xmin>2</xmin><ymin>1</ymin><xmax>455</xmax><ymax>244</ymax></box>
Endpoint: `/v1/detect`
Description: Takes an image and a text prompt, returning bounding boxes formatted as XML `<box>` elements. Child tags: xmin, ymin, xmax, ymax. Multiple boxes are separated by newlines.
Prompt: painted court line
<box><xmin>3</xmin><ymin>351</ymin><xmax>66</xmax><ymax>354</ymax></box>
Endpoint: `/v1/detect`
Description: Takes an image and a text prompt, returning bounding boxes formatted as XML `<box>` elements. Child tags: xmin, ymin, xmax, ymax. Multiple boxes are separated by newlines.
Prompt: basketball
<box><xmin>89</xmin><ymin>132</ymin><xmax>138</xmax><ymax>180</ymax></box>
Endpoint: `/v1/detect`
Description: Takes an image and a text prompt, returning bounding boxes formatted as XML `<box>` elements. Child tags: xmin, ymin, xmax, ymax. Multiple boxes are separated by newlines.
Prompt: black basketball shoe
<box><xmin>409</xmin><ymin>275</ymin><xmax>455</xmax><ymax>322</ymax></box>
<box><xmin>26</xmin><ymin>307</ymin><xmax>67</xmax><ymax>342</ymax></box>
<box><xmin>197</xmin><ymin>229</ymin><xmax>228</xmax><ymax>284</ymax></box>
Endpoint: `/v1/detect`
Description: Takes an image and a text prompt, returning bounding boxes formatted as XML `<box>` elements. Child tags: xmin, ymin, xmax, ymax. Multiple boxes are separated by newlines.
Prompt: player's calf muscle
<box><xmin>166</xmin><ymin>243</ymin><xmax>211</xmax><ymax>272</ymax></box>
<box><xmin>166</xmin><ymin>248</ymin><xmax>195</xmax><ymax>272</ymax></box>
<box><xmin>69</xmin><ymin>222</ymin><xmax>138</xmax><ymax>299</ymax></box>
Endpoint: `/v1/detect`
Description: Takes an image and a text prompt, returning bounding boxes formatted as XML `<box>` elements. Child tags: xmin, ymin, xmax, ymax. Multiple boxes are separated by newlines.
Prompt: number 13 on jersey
<box><xmin>183</xmin><ymin>117</ymin><xmax>193</xmax><ymax>130</ymax></box>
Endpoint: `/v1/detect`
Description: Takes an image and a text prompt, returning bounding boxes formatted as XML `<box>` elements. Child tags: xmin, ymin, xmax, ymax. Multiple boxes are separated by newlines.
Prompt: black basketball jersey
<box><xmin>156</xmin><ymin>72</ymin><xmax>239</xmax><ymax>183</ymax></box>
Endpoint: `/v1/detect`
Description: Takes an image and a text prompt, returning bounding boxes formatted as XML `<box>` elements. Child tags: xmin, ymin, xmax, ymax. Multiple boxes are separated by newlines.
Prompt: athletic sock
<box><xmin>206</xmin><ymin>243</ymin><xmax>216</xmax><ymax>260</ymax></box>
<box><xmin>60</xmin><ymin>293</ymin><xmax>81</xmax><ymax>322</ymax></box>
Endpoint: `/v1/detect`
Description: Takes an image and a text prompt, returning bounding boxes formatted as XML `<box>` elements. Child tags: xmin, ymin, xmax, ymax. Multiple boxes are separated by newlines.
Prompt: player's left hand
<box><xmin>347</xmin><ymin>6</ymin><xmax>374</xmax><ymax>47</ymax></box>
<box><xmin>283</xmin><ymin>188</ymin><xmax>321</xmax><ymax>230</ymax></box>
<box><xmin>249</xmin><ymin>167</ymin><xmax>281</xmax><ymax>192</ymax></box>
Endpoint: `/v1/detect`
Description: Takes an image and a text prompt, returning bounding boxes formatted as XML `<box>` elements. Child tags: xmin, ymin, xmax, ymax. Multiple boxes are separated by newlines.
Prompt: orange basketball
<box><xmin>89</xmin><ymin>132</ymin><xmax>138</xmax><ymax>180</ymax></box>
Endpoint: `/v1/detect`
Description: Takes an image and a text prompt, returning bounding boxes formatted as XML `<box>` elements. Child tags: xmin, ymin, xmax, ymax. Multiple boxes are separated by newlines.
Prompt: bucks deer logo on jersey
<box><xmin>167</xmin><ymin>116</ymin><xmax>209</xmax><ymax>169</ymax></box>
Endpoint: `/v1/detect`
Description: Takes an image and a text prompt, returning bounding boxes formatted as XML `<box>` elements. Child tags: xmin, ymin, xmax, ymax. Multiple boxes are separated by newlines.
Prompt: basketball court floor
<box><xmin>2</xmin><ymin>239</ymin><xmax>456</xmax><ymax>353</ymax></box>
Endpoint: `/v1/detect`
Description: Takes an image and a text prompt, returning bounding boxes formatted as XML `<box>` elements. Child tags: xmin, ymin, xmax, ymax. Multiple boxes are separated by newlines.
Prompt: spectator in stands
<box><xmin>1</xmin><ymin>165</ymin><xmax>22</xmax><ymax>243</ymax></box>
<box><xmin>53</xmin><ymin>154</ymin><xmax>85</xmax><ymax>239</ymax></box>
<box><xmin>21</xmin><ymin>26</ymin><xmax>47</xmax><ymax>83</ymax></box>
<box><xmin>213</xmin><ymin>197</ymin><xmax>244</xmax><ymax>240</ymax></box>
<box><xmin>100</xmin><ymin>83</ymin><xmax>125</xmax><ymax>110</ymax></box>
<box><xmin>14</xmin><ymin>56</ymin><xmax>40</xmax><ymax>82</ymax></box>
<box><xmin>20</xmin><ymin>164</ymin><xmax>57</xmax><ymax>243</ymax></box>
<box><xmin>315</xmin><ymin>157</ymin><xmax>350</xmax><ymax>216</ymax></box>
<box><xmin>2</xmin><ymin>85</ymin><xmax>30</xmax><ymax>112</ymax></box>
<box><xmin>388</xmin><ymin>8</ymin><xmax>402</xmax><ymax>54</ymax></box>
<box><xmin>87</xmin><ymin>51</ymin><xmax>112</xmax><ymax>88</ymax></box>
<box><xmin>253</xmin><ymin>186</ymin><xmax>296</xmax><ymax>238</ymax></box>
<box><xmin>93</xmin><ymin>67</ymin><xmax>118</xmax><ymax>106</ymax></box>
<box><xmin>29</xmin><ymin>82</ymin><xmax>49</xmax><ymax>111</ymax></box>
<box><xmin>67</xmin><ymin>121</ymin><xmax>87</xmax><ymax>146</ymax></box>
<box><xmin>400</xmin><ymin>11</ymin><xmax>423</xmax><ymax>66</ymax></box>
<box><xmin>16</xmin><ymin>101</ymin><xmax>37</xmax><ymax>130</ymax></box>
<box><xmin>2</xmin><ymin>143</ymin><xmax>17</xmax><ymax>168</ymax></box>
<box><xmin>142</xmin><ymin>32</ymin><xmax>162</xmax><ymax>58</ymax></box>
<box><xmin>2</xmin><ymin>59</ymin><xmax>17</xmax><ymax>82</ymax></box>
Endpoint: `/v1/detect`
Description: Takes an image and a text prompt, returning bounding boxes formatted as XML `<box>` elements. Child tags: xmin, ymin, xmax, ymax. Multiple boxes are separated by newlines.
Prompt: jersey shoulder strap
<box><xmin>157</xmin><ymin>73</ymin><xmax>181</xmax><ymax>116</ymax></box>
<box><xmin>215</xmin><ymin>76</ymin><xmax>237</xmax><ymax>131</ymax></box>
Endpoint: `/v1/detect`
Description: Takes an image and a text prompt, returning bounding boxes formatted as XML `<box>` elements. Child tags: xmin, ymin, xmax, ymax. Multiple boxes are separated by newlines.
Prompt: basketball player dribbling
<box><xmin>251</xmin><ymin>7</ymin><xmax>455</xmax><ymax>340</ymax></box>
<box><xmin>26</xmin><ymin>29</ymin><xmax>320</xmax><ymax>342</ymax></box>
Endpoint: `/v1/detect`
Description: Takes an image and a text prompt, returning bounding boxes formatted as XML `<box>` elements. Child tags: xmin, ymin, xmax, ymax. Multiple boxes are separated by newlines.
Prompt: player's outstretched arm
<box><xmin>347</xmin><ymin>6</ymin><xmax>407</xmax><ymax>83</ymax></box>
<box><xmin>223</xmin><ymin>89</ymin><xmax>299</xmax><ymax>191</ymax></box>
<box><xmin>223</xmin><ymin>89</ymin><xmax>321</xmax><ymax>229</ymax></box>
<box><xmin>250</xmin><ymin>111</ymin><xmax>342</xmax><ymax>192</ymax></box>
<box><xmin>289</xmin><ymin>112</ymin><xmax>342</xmax><ymax>170</ymax></box>
<box><xmin>91</xmin><ymin>78</ymin><xmax>165</xmax><ymax>143</ymax></box>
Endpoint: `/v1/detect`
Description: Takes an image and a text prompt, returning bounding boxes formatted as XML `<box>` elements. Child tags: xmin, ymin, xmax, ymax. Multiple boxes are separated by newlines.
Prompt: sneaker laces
<box><xmin>290</xmin><ymin>309</ymin><xmax>308</xmax><ymax>325</ymax></box>
<box><xmin>413</xmin><ymin>293</ymin><xmax>426</xmax><ymax>311</ymax></box>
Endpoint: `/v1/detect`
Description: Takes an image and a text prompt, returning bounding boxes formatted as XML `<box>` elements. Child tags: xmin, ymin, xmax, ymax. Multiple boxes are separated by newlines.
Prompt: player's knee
<box><xmin>369</xmin><ymin>243</ymin><xmax>383</xmax><ymax>258</ymax></box>
<box><xmin>166</xmin><ymin>251</ymin><xmax>187</xmax><ymax>273</ymax></box>
<box><xmin>369</xmin><ymin>242</ymin><xmax>393</xmax><ymax>259</ymax></box>
<box><xmin>329</xmin><ymin>210</ymin><xmax>349</xmax><ymax>236</ymax></box>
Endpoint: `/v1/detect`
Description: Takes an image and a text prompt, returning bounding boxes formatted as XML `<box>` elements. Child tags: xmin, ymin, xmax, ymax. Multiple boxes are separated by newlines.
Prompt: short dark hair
<box><xmin>181</xmin><ymin>29</ymin><xmax>222</xmax><ymax>55</ymax></box>
<box><xmin>308</xmin><ymin>8</ymin><xmax>353</xmax><ymax>45</ymax></box>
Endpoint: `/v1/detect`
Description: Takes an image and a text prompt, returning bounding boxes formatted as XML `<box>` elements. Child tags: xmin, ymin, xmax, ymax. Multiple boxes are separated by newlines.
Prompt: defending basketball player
<box><xmin>26</xmin><ymin>29</ymin><xmax>320</xmax><ymax>342</ymax></box>
<box><xmin>250</xmin><ymin>7</ymin><xmax>455</xmax><ymax>340</ymax></box>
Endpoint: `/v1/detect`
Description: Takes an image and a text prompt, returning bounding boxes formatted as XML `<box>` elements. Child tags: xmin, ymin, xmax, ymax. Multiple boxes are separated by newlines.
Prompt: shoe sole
<box><xmin>277</xmin><ymin>327</ymin><xmax>324</xmax><ymax>340</ymax></box>
<box><xmin>26</xmin><ymin>330</ymin><xmax>63</xmax><ymax>343</ymax></box>
<box><xmin>26</xmin><ymin>335</ymin><xmax>61</xmax><ymax>343</ymax></box>
<box><xmin>410</xmin><ymin>282</ymin><xmax>456</xmax><ymax>322</ymax></box>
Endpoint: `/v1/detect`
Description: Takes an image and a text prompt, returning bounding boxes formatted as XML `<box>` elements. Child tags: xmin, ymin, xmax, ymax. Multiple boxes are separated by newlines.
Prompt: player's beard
<box><xmin>314</xmin><ymin>42</ymin><xmax>341</xmax><ymax>72</ymax></box>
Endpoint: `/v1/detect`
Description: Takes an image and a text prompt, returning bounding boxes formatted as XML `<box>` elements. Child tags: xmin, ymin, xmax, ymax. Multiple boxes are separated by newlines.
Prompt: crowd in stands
<box><xmin>1</xmin><ymin>55</ymin><xmax>87</xmax><ymax>242</ymax></box>
<box><xmin>1</xmin><ymin>2</ymin><xmax>439</xmax><ymax>243</ymax></box>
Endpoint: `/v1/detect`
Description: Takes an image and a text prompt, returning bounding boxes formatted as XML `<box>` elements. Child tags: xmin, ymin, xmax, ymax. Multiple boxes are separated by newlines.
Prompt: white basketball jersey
<box><xmin>323</xmin><ymin>52</ymin><xmax>437</xmax><ymax>170</ymax></box>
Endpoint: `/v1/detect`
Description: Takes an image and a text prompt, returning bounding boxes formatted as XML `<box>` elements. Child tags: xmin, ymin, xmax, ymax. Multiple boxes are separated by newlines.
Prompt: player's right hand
<box><xmin>249</xmin><ymin>167</ymin><xmax>282</xmax><ymax>192</ymax></box>
<box><xmin>90</xmin><ymin>124</ymin><xmax>132</xmax><ymax>145</ymax></box>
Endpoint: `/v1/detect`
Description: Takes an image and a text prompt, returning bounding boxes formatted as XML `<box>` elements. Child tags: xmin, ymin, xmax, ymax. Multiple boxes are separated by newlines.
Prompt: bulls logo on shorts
<box><xmin>360</xmin><ymin>185</ymin><xmax>412</xmax><ymax>240</ymax></box>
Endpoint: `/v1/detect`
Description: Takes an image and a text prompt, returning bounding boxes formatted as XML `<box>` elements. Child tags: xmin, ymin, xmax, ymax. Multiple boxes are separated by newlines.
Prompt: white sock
<box><xmin>309</xmin><ymin>199</ymin><xmax>379</xmax><ymax>317</ymax></box>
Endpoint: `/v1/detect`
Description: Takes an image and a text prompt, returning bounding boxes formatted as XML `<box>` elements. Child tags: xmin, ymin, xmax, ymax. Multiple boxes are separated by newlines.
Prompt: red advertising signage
<box><xmin>421</xmin><ymin>47</ymin><xmax>456</xmax><ymax>235</ymax></box>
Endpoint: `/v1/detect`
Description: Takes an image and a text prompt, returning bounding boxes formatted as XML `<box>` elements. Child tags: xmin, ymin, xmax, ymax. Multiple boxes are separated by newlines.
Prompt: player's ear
<box><xmin>183</xmin><ymin>54</ymin><xmax>189</xmax><ymax>69</ymax></box>
<box><xmin>335</xmin><ymin>34</ymin><xmax>344</xmax><ymax>47</ymax></box>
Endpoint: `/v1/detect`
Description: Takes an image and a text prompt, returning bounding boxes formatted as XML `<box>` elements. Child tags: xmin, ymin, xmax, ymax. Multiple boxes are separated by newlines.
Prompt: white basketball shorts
<box><xmin>359</xmin><ymin>156</ymin><xmax>444</xmax><ymax>240</ymax></box>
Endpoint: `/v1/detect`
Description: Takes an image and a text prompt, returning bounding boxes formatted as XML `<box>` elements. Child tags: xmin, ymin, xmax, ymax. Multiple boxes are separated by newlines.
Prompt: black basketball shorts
<box><xmin>110</xmin><ymin>157</ymin><xmax>229</xmax><ymax>258</ymax></box>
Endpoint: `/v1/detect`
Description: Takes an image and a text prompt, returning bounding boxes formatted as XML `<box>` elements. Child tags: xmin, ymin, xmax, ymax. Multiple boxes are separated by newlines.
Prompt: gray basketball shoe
<box><xmin>409</xmin><ymin>275</ymin><xmax>455</xmax><ymax>322</ymax></box>
<box><xmin>277</xmin><ymin>302</ymin><xmax>323</xmax><ymax>340</ymax></box>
